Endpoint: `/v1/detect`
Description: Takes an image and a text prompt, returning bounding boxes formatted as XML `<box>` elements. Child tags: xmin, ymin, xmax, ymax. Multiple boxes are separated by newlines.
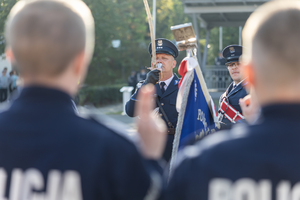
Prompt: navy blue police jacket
<box><xmin>218</xmin><ymin>80</ymin><xmax>248</xmax><ymax>129</ymax></box>
<box><xmin>165</xmin><ymin>104</ymin><xmax>300</xmax><ymax>200</ymax></box>
<box><xmin>126</xmin><ymin>74</ymin><xmax>179</xmax><ymax>162</ymax></box>
<box><xmin>0</xmin><ymin>86</ymin><xmax>163</xmax><ymax>200</ymax></box>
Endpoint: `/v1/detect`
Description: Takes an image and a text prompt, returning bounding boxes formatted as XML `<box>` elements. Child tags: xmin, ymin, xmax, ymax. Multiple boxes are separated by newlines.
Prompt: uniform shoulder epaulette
<box><xmin>136</xmin><ymin>80</ymin><xmax>145</xmax><ymax>89</ymax></box>
<box><xmin>78</xmin><ymin>108</ymin><xmax>140</xmax><ymax>146</ymax></box>
<box><xmin>172</xmin><ymin>125</ymin><xmax>248</xmax><ymax>174</ymax></box>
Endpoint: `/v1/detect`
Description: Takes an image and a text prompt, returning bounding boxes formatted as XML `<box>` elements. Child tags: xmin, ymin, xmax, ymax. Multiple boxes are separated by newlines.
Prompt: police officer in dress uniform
<box><xmin>163</xmin><ymin>1</ymin><xmax>300</xmax><ymax>199</ymax></box>
<box><xmin>126</xmin><ymin>38</ymin><xmax>179</xmax><ymax>163</ymax></box>
<box><xmin>218</xmin><ymin>45</ymin><xmax>248</xmax><ymax>129</ymax></box>
<box><xmin>0</xmin><ymin>1</ymin><xmax>166</xmax><ymax>199</ymax></box>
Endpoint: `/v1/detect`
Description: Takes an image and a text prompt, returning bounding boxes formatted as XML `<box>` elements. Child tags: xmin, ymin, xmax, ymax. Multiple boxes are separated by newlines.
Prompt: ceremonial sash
<box><xmin>219</xmin><ymin>99</ymin><xmax>244</xmax><ymax>123</ymax></box>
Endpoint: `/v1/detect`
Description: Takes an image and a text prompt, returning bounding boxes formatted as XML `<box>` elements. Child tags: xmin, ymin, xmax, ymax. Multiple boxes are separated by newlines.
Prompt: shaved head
<box><xmin>243</xmin><ymin>1</ymin><xmax>300</xmax><ymax>88</ymax></box>
<box><xmin>242</xmin><ymin>0</ymin><xmax>300</xmax><ymax>104</ymax></box>
<box><xmin>5</xmin><ymin>0</ymin><xmax>94</xmax><ymax>77</ymax></box>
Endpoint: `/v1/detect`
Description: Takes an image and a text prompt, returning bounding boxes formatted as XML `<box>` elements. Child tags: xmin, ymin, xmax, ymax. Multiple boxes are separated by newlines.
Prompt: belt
<box><xmin>167</xmin><ymin>127</ymin><xmax>175</xmax><ymax>135</ymax></box>
<box><xmin>219</xmin><ymin>100</ymin><xmax>244</xmax><ymax>123</ymax></box>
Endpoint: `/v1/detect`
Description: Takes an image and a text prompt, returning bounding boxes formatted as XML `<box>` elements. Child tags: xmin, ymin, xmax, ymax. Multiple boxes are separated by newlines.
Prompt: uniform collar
<box><xmin>156</xmin><ymin>74</ymin><xmax>178</xmax><ymax>97</ymax></box>
<box><xmin>159</xmin><ymin>74</ymin><xmax>174</xmax><ymax>88</ymax></box>
<box><xmin>227</xmin><ymin>79</ymin><xmax>247</xmax><ymax>96</ymax></box>
<box><xmin>233</xmin><ymin>78</ymin><xmax>246</xmax><ymax>88</ymax></box>
<box><xmin>262</xmin><ymin>104</ymin><xmax>300</xmax><ymax>119</ymax></box>
<box><xmin>15</xmin><ymin>86</ymin><xmax>76</xmax><ymax>113</ymax></box>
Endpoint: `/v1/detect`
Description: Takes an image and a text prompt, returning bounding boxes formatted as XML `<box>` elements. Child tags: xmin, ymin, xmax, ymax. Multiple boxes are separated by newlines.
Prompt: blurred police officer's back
<box><xmin>125</xmin><ymin>38</ymin><xmax>179</xmax><ymax>163</ymax></box>
<box><xmin>1</xmin><ymin>1</ymin><xmax>165</xmax><ymax>199</ymax></box>
<box><xmin>165</xmin><ymin>1</ymin><xmax>300</xmax><ymax>199</ymax></box>
<box><xmin>218</xmin><ymin>45</ymin><xmax>248</xmax><ymax>129</ymax></box>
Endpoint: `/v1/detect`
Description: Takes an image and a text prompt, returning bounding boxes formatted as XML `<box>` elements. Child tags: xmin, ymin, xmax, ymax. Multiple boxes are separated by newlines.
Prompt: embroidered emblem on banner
<box><xmin>196</xmin><ymin>109</ymin><xmax>208</xmax><ymax>139</ymax></box>
<box><xmin>194</xmin><ymin>79</ymin><xmax>197</xmax><ymax>102</ymax></box>
<box><xmin>196</xmin><ymin>109</ymin><xmax>216</xmax><ymax>140</ymax></box>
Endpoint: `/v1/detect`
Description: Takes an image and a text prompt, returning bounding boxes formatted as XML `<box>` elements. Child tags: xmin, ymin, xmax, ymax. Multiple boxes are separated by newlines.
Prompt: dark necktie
<box><xmin>231</xmin><ymin>84</ymin><xmax>237</xmax><ymax>93</ymax></box>
<box><xmin>160</xmin><ymin>82</ymin><xmax>166</xmax><ymax>94</ymax></box>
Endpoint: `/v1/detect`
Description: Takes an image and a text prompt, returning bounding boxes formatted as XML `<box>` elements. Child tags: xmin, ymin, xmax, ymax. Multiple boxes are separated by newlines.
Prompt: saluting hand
<box><xmin>239</xmin><ymin>88</ymin><xmax>261</xmax><ymax>124</ymax></box>
<box><xmin>135</xmin><ymin>84</ymin><xmax>167</xmax><ymax>159</ymax></box>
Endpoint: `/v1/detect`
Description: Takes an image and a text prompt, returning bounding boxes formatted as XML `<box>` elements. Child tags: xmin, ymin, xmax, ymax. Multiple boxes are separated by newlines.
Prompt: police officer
<box><xmin>214</xmin><ymin>50</ymin><xmax>226</xmax><ymax>66</ymax></box>
<box><xmin>0</xmin><ymin>0</ymin><xmax>166</xmax><ymax>199</ymax></box>
<box><xmin>126</xmin><ymin>38</ymin><xmax>179</xmax><ymax>163</ymax></box>
<box><xmin>163</xmin><ymin>1</ymin><xmax>300</xmax><ymax>199</ymax></box>
<box><xmin>218</xmin><ymin>45</ymin><xmax>248</xmax><ymax>129</ymax></box>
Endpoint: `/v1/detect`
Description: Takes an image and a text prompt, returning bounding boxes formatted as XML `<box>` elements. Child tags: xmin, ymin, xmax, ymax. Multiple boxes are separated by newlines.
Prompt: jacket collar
<box><xmin>156</xmin><ymin>74</ymin><xmax>179</xmax><ymax>98</ymax></box>
<box><xmin>226</xmin><ymin>79</ymin><xmax>248</xmax><ymax>97</ymax></box>
<box><xmin>13</xmin><ymin>86</ymin><xmax>76</xmax><ymax>113</ymax></box>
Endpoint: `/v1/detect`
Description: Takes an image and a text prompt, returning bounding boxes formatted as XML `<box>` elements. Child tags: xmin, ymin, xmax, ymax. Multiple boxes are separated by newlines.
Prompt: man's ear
<box><xmin>72</xmin><ymin>51</ymin><xmax>87</xmax><ymax>83</ymax></box>
<box><xmin>5</xmin><ymin>47</ymin><xmax>15</xmax><ymax>63</ymax></box>
<box><xmin>172</xmin><ymin>60</ymin><xmax>177</xmax><ymax>68</ymax></box>
<box><xmin>242</xmin><ymin>62</ymin><xmax>255</xmax><ymax>89</ymax></box>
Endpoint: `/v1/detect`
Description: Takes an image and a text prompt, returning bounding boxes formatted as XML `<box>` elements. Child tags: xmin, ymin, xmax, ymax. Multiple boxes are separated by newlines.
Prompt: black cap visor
<box><xmin>150</xmin><ymin>48</ymin><xmax>176</xmax><ymax>58</ymax></box>
<box><xmin>225</xmin><ymin>56</ymin><xmax>240</xmax><ymax>65</ymax></box>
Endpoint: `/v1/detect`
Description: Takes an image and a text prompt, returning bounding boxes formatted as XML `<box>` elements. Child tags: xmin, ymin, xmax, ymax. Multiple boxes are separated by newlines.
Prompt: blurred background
<box><xmin>0</xmin><ymin>0</ymin><xmax>265</xmax><ymax>108</ymax></box>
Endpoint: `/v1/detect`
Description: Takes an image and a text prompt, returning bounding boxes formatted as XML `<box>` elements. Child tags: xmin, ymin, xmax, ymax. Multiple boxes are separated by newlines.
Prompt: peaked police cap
<box><xmin>222</xmin><ymin>45</ymin><xmax>243</xmax><ymax>65</ymax></box>
<box><xmin>148</xmin><ymin>38</ymin><xmax>179</xmax><ymax>58</ymax></box>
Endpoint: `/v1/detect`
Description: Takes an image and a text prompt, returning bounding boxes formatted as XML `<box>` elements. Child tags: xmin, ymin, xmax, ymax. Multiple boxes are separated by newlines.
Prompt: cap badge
<box><xmin>158</xmin><ymin>40</ymin><xmax>163</xmax><ymax>46</ymax></box>
<box><xmin>229</xmin><ymin>47</ymin><xmax>235</xmax><ymax>53</ymax></box>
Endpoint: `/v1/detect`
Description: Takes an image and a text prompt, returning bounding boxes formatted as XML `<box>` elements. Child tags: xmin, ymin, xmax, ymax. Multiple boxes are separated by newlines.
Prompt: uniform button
<box><xmin>160</xmin><ymin>114</ymin><xmax>163</xmax><ymax>117</ymax></box>
<box><xmin>161</xmin><ymin>103</ymin><xmax>164</xmax><ymax>106</ymax></box>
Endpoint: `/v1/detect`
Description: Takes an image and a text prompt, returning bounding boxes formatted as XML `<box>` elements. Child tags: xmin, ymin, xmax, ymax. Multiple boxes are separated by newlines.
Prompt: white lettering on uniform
<box><xmin>258</xmin><ymin>180</ymin><xmax>271</xmax><ymax>200</ymax></box>
<box><xmin>277</xmin><ymin>181</ymin><xmax>290</xmax><ymax>200</ymax></box>
<box><xmin>9</xmin><ymin>169</ymin><xmax>23</xmax><ymax>200</ymax></box>
<box><xmin>21</xmin><ymin>168</ymin><xmax>44</xmax><ymax>200</ymax></box>
<box><xmin>232</xmin><ymin>178</ymin><xmax>257</xmax><ymax>200</ymax></box>
<box><xmin>209</xmin><ymin>178</ymin><xmax>300</xmax><ymax>200</ymax></box>
<box><xmin>291</xmin><ymin>182</ymin><xmax>300</xmax><ymax>200</ymax></box>
<box><xmin>209</xmin><ymin>178</ymin><xmax>231</xmax><ymax>200</ymax></box>
<box><xmin>0</xmin><ymin>168</ymin><xmax>7</xmax><ymax>200</ymax></box>
<box><xmin>0</xmin><ymin>168</ymin><xmax>82</xmax><ymax>200</ymax></box>
<box><xmin>46</xmin><ymin>170</ymin><xmax>61</xmax><ymax>200</ymax></box>
<box><xmin>61</xmin><ymin>171</ymin><xmax>83</xmax><ymax>200</ymax></box>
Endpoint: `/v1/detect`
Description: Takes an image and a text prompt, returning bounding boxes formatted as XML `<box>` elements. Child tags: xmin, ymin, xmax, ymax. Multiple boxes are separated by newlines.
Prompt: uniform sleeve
<box><xmin>164</xmin><ymin>149</ymin><xmax>211</xmax><ymax>200</ymax></box>
<box><xmin>125</xmin><ymin>81</ymin><xmax>144</xmax><ymax>117</ymax></box>
<box><xmin>164</xmin><ymin>162</ymin><xmax>191</xmax><ymax>200</ymax></box>
<box><xmin>104</xmin><ymin>134</ymin><xmax>164</xmax><ymax>200</ymax></box>
<box><xmin>164</xmin><ymin>127</ymin><xmax>236</xmax><ymax>200</ymax></box>
<box><xmin>125</xmin><ymin>95</ymin><xmax>137</xmax><ymax>117</ymax></box>
<box><xmin>218</xmin><ymin>92</ymin><xmax>225</xmax><ymax>109</ymax></box>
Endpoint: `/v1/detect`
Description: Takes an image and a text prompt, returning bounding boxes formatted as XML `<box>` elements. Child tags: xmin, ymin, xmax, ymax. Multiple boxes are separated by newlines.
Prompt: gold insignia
<box><xmin>229</xmin><ymin>47</ymin><xmax>235</xmax><ymax>53</ymax></box>
<box><xmin>158</xmin><ymin>40</ymin><xmax>163</xmax><ymax>46</ymax></box>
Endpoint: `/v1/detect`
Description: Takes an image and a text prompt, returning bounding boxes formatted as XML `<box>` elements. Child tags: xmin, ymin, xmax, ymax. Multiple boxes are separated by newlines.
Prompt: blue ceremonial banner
<box><xmin>178</xmin><ymin>68</ymin><xmax>217</xmax><ymax>148</ymax></box>
<box><xmin>170</xmin><ymin>57</ymin><xmax>219</xmax><ymax>173</ymax></box>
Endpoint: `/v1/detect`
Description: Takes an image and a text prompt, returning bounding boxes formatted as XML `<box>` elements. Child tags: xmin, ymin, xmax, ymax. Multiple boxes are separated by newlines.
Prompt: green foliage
<box><xmin>206</xmin><ymin>27</ymin><xmax>241</xmax><ymax>65</ymax></box>
<box><xmin>0</xmin><ymin>0</ymin><xmax>240</xmax><ymax>85</ymax></box>
<box><xmin>0</xmin><ymin>0</ymin><xmax>18</xmax><ymax>54</ymax></box>
<box><xmin>155</xmin><ymin>0</ymin><xmax>191</xmax><ymax>39</ymax></box>
<box><xmin>78</xmin><ymin>84</ymin><xmax>124</xmax><ymax>107</ymax></box>
<box><xmin>84</xmin><ymin>0</ymin><xmax>150</xmax><ymax>86</ymax></box>
<box><xmin>84</xmin><ymin>0</ymin><xmax>190</xmax><ymax>86</ymax></box>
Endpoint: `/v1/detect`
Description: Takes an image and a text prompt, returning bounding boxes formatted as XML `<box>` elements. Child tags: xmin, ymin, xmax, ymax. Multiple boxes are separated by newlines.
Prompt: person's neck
<box><xmin>257</xmin><ymin>84</ymin><xmax>300</xmax><ymax>107</ymax></box>
<box><xmin>22</xmin><ymin>74</ymin><xmax>78</xmax><ymax>97</ymax></box>
<box><xmin>160</xmin><ymin>72</ymin><xmax>173</xmax><ymax>82</ymax></box>
<box><xmin>234</xmin><ymin>80</ymin><xmax>241</xmax><ymax>85</ymax></box>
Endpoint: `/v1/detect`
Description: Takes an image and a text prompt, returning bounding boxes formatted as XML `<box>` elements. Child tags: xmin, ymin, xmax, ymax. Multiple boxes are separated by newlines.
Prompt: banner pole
<box><xmin>143</xmin><ymin>0</ymin><xmax>156</xmax><ymax>69</ymax></box>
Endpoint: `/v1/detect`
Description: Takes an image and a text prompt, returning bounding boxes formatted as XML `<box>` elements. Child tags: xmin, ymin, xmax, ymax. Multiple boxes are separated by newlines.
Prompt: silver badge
<box><xmin>158</xmin><ymin>40</ymin><xmax>163</xmax><ymax>46</ymax></box>
<box><xmin>229</xmin><ymin>47</ymin><xmax>235</xmax><ymax>53</ymax></box>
